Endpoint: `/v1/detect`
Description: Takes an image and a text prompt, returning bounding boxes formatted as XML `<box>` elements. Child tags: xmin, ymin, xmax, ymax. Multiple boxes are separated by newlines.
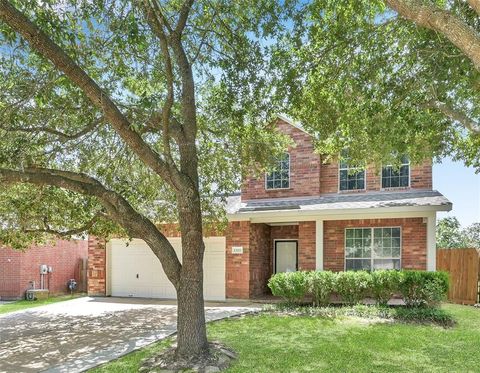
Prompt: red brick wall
<box><xmin>298</xmin><ymin>222</ymin><xmax>316</xmax><ymax>270</ymax></box>
<box><xmin>320</xmin><ymin>158</ymin><xmax>339</xmax><ymax>194</ymax></box>
<box><xmin>87</xmin><ymin>236</ymin><xmax>107</xmax><ymax>296</ymax></box>
<box><xmin>323</xmin><ymin>218</ymin><xmax>427</xmax><ymax>272</ymax></box>
<box><xmin>410</xmin><ymin>160</ymin><xmax>433</xmax><ymax>189</ymax></box>
<box><xmin>249</xmin><ymin>223</ymin><xmax>271</xmax><ymax>297</ymax></box>
<box><xmin>270</xmin><ymin>225</ymin><xmax>299</xmax><ymax>240</ymax></box>
<box><xmin>225</xmin><ymin>221</ymin><xmax>250</xmax><ymax>298</ymax></box>
<box><xmin>0</xmin><ymin>240</ymin><xmax>88</xmax><ymax>300</ymax></box>
<box><xmin>241</xmin><ymin>120</ymin><xmax>321</xmax><ymax>200</ymax></box>
<box><xmin>0</xmin><ymin>248</ymin><xmax>22</xmax><ymax>299</ymax></box>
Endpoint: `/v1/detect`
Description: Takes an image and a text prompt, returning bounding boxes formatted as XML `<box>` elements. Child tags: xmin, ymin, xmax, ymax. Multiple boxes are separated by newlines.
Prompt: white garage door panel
<box><xmin>109</xmin><ymin>237</ymin><xmax>225</xmax><ymax>300</ymax></box>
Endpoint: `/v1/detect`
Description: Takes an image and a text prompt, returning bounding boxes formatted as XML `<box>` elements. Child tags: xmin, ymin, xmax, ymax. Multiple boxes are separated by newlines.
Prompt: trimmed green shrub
<box><xmin>268</xmin><ymin>271</ymin><xmax>309</xmax><ymax>304</ymax></box>
<box><xmin>268</xmin><ymin>270</ymin><xmax>449</xmax><ymax>308</ymax></box>
<box><xmin>308</xmin><ymin>270</ymin><xmax>336</xmax><ymax>306</ymax></box>
<box><xmin>335</xmin><ymin>270</ymin><xmax>372</xmax><ymax>305</ymax></box>
<box><xmin>371</xmin><ymin>270</ymin><xmax>401</xmax><ymax>306</ymax></box>
<box><xmin>398</xmin><ymin>271</ymin><xmax>449</xmax><ymax>307</ymax></box>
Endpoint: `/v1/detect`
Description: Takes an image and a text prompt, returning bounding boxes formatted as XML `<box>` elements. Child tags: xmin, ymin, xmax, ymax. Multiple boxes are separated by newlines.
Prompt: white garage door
<box><xmin>108</xmin><ymin>237</ymin><xmax>226</xmax><ymax>301</ymax></box>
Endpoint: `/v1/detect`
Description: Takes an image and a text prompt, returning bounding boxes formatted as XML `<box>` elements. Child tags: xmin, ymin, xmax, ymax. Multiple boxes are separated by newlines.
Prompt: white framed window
<box><xmin>382</xmin><ymin>155</ymin><xmax>410</xmax><ymax>188</ymax></box>
<box><xmin>266</xmin><ymin>153</ymin><xmax>290</xmax><ymax>190</ymax></box>
<box><xmin>339</xmin><ymin>152</ymin><xmax>365</xmax><ymax>191</ymax></box>
<box><xmin>345</xmin><ymin>227</ymin><xmax>401</xmax><ymax>271</ymax></box>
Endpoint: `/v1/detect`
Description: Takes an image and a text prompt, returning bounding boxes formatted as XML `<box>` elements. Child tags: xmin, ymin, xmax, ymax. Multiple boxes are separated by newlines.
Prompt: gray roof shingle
<box><xmin>227</xmin><ymin>190</ymin><xmax>451</xmax><ymax>215</ymax></box>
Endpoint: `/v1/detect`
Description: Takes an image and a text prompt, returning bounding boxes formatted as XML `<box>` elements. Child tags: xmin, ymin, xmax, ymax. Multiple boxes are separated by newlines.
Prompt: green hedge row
<box><xmin>267</xmin><ymin>270</ymin><xmax>449</xmax><ymax>307</ymax></box>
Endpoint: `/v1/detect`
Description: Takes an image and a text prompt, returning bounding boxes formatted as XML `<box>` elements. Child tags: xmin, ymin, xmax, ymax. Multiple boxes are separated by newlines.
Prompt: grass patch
<box><xmin>265</xmin><ymin>303</ymin><xmax>456</xmax><ymax>327</ymax></box>
<box><xmin>0</xmin><ymin>293</ymin><xmax>85</xmax><ymax>315</ymax></box>
<box><xmin>88</xmin><ymin>304</ymin><xmax>480</xmax><ymax>372</ymax></box>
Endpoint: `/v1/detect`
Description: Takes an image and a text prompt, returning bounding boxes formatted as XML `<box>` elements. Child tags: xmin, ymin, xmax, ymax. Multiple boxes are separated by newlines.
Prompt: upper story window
<box><xmin>266</xmin><ymin>153</ymin><xmax>290</xmax><ymax>190</ymax></box>
<box><xmin>339</xmin><ymin>152</ymin><xmax>365</xmax><ymax>191</ymax></box>
<box><xmin>382</xmin><ymin>155</ymin><xmax>410</xmax><ymax>188</ymax></box>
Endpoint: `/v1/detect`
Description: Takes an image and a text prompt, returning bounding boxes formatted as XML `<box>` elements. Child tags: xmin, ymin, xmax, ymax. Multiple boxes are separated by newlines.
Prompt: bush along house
<box><xmin>87</xmin><ymin>115</ymin><xmax>452</xmax><ymax>300</ymax></box>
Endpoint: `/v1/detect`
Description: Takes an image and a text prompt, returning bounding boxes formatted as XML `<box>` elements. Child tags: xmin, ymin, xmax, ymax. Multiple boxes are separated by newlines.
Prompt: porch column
<box><xmin>426</xmin><ymin>212</ymin><xmax>436</xmax><ymax>271</ymax></box>
<box><xmin>315</xmin><ymin>219</ymin><xmax>324</xmax><ymax>271</ymax></box>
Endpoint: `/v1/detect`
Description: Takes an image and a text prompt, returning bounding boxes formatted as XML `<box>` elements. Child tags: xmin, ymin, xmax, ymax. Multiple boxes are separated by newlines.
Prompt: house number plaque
<box><xmin>232</xmin><ymin>246</ymin><xmax>244</xmax><ymax>254</ymax></box>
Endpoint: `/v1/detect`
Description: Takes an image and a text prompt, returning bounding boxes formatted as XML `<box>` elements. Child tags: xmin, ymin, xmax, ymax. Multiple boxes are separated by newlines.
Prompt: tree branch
<box><xmin>174</xmin><ymin>0</ymin><xmax>194</xmax><ymax>37</ymax></box>
<box><xmin>468</xmin><ymin>0</ymin><xmax>480</xmax><ymax>16</ymax></box>
<box><xmin>424</xmin><ymin>100</ymin><xmax>480</xmax><ymax>134</ymax></box>
<box><xmin>0</xmin><ymin>167</ymin><xmax>182</xmax><ymax>286</ymax></box>
<box><xmin>0</xmin><ymin>0</ymin><xmax>184</xmax><ymax>189</ymax></box>
<box><xmin>22</xmin><ymin>210</ymin><xmax>106</xmax><ymax>237</ymax></box>
<box><xmin>385</xmin><ymin>0</ymin><xmax>480</xmax><ymax>71</ymax></box>
<box><xmin>140</xmin><ymin>0</ymin><xmax>176</xmax><ymax>165</ymax></box>
<box><xmin>0</xmin><ymin>116</ymin><xmax>102</xmax><ymax>142</ymax></box>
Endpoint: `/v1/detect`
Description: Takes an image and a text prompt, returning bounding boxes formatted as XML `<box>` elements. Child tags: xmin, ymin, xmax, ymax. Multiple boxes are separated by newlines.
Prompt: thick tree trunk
<box><xmin>175</xmin><ymin>188</ymin><xmax>209</xmax><ymax>360</ymax></box>
<box><xmin>176</xmin><ymin>269</ymin><xmax>208</xmax><ymax>359</ymax></box>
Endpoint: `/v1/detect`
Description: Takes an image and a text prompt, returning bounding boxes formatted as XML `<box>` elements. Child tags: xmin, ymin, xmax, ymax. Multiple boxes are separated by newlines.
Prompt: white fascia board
<box><xmin>227</xmin><ymin>204</ymin><xmax>452</xmax><ymax>223</ymax></box>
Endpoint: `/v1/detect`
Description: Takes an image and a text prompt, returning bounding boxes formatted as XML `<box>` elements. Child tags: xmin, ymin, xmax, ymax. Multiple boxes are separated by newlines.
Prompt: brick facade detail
<box><xmin>225</xmin><ymin>221</ymin><xmax>251</xmax><ymax>298</ymax></box>
<box><xmin>0</xmin><ymin>240</ymin><xmax>88</xmax><ymax>300</ymax></box>
<box><xmin>241</xmin><ymin>120</ymin><xmax>321</xmax><ymax>200</ymax></box>
<box><xmin>298</xmin><ymin>222</ymin><xmax>316</xmax><ymax>271</ymax></box>
<box><xmin>323</xmin><ymin>218</ymin><xmax>427</xmax><ymax>272</ymax></box>
<box><xmin>87</xmin><ymin>236</ymin><xmax>107</xmax><ymax>296</ymax></box>
<box><xmin>242</xmin><ymin>119</ymin><xmax>433</xmax><ymax>199</ymax></box>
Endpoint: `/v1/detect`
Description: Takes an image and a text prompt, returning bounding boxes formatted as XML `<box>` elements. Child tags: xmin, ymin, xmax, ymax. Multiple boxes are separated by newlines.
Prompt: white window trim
<box><xmin>265</xmin><ymin>153</ymin><xmax>291</xmax><ymax>190</ymax></box>
<box><xmin>343</xmin><ymin>226</ymin><xmax>402</xmax><ymax>271</ymax></box>
<box><xmin>338</xmin><ymin>161</ymin><xmax>367</xmax><ymax>192</ymax></box>
<box><xmin>381</xmin><ymin>159</ymin><xmax>411</xmax><ymax>190</ymax></box>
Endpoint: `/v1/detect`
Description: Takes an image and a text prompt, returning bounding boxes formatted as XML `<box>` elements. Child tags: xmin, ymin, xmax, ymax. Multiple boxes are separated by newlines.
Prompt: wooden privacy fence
<box><xmin>437</xmin><ymin>248</ymin><xmax>480</xmax><ymax>305</ymax></box>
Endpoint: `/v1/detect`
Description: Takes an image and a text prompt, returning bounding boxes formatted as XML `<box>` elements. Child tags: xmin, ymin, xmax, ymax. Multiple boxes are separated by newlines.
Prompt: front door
<box><xmin>275</xmin><ymin>240</ymin><xmax>298</xmax><ymax>273</ymax></box>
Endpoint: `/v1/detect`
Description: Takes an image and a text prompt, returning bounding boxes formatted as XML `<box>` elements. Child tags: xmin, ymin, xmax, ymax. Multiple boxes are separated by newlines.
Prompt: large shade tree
<box><xmin>275</xmin><ymin>0</ymin><xmax>480</xmax><ymax>169</ymax></box>
<box><xmin>0</xmin><ymin>0</ymin><xmax>290</xmax><ymax>362</ymax></box>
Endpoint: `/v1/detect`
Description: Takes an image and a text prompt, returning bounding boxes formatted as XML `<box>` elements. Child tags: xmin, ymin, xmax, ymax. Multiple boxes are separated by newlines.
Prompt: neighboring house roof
<box><xmin>227</xmin><ymin>190</ymin><xmax>452</xmax><ymax>220</ymax></box>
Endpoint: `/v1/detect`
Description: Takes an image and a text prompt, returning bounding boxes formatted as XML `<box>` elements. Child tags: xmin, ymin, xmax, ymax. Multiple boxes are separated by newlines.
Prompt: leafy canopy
<box><xmin>0</xmin><ymin>0</ymin><xmax>292</xmax><ymax>248</ymax></box>
<box><xmin>436</xmin><ymin>217</ymin><xmax>480</xmax><ymax>248</ymax></box>
<box><xmin>274</xmin><ymin>0</ymin><xmax>480</xmax><ymax>169</ymax></box>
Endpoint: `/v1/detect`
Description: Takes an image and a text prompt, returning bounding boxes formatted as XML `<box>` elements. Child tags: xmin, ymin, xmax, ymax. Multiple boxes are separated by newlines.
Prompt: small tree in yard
<box><xmin>0</xmin><ymin>0</ymin><xmax>290</xmax><ymax>363</ymax></box>
<box><xmin>437</xmin><ymin>217</ymin><xmax>480</xmax><ymax>248</ymax></box>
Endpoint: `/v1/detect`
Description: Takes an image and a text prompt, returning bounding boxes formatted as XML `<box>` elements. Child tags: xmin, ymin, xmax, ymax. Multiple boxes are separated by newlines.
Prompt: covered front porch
<box><xmin>226</xmin><ymin>220</ymin><xmax>320</xmax><ymax>299</ymax></box>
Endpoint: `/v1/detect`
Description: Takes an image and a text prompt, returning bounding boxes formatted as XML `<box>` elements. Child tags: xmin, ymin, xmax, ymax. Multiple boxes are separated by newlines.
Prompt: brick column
<box><xmin>298</xmin><ymin>221</ymin><xmax>316</xmax><ymax>270</ymax></box>
<box><xmin>225</xmin><ymin>221</ymin><xmax>250</xmax><ymax>299</ymax></box>
<box><xmin>87</xmin><ymin>236</ymin><xmax>107</xmax><ymax>296</ymax></box>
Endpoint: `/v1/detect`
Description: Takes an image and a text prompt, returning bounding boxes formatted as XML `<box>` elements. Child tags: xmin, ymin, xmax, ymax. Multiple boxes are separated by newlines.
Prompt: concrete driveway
<box><xmin>0</xmin><ymin>297</ymin><xmax>258</xmax><ymax>373</ymax></box>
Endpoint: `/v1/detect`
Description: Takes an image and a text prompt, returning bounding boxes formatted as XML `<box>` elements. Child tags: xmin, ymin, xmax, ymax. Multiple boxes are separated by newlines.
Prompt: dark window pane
<box><xmin>391</xmin><ymin>228</ymin><xmax>401</xmax><ymax>237</ymax></box>
<box><xmin>346</xmin><ymin>259</ymin><xmax>355</xmax><ymax>271</ymax></box>
<box><xmin>357</xmin><ymin>178</ymin><xmax>365</xmax><ymax>189</ymax></box>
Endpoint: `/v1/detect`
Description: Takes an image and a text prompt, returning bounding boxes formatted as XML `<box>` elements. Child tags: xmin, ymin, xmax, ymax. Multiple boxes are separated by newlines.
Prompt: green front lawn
<box><xmin>0</xmin><ymin>294</ymin><xmax>85</xmax><ymax>315</ymax></box>
<box><xmin>91</xmin><ymin>304</ymin><xmax>480</xmax><ymax>373</ymax></box>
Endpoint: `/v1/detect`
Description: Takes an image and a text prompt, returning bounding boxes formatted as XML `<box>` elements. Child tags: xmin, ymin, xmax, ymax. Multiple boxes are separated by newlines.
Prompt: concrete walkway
<box><xmin>0</xmin><ymin>297</ymin><xmax>259</xmax><ymax>373</ymax></box>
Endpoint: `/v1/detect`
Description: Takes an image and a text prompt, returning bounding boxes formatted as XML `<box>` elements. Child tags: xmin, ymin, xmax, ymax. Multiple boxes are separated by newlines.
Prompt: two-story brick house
<box><xmin>87</xmin><ymin>116</ymin><xmax>451</xmax><ymax>300</ymax></box>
